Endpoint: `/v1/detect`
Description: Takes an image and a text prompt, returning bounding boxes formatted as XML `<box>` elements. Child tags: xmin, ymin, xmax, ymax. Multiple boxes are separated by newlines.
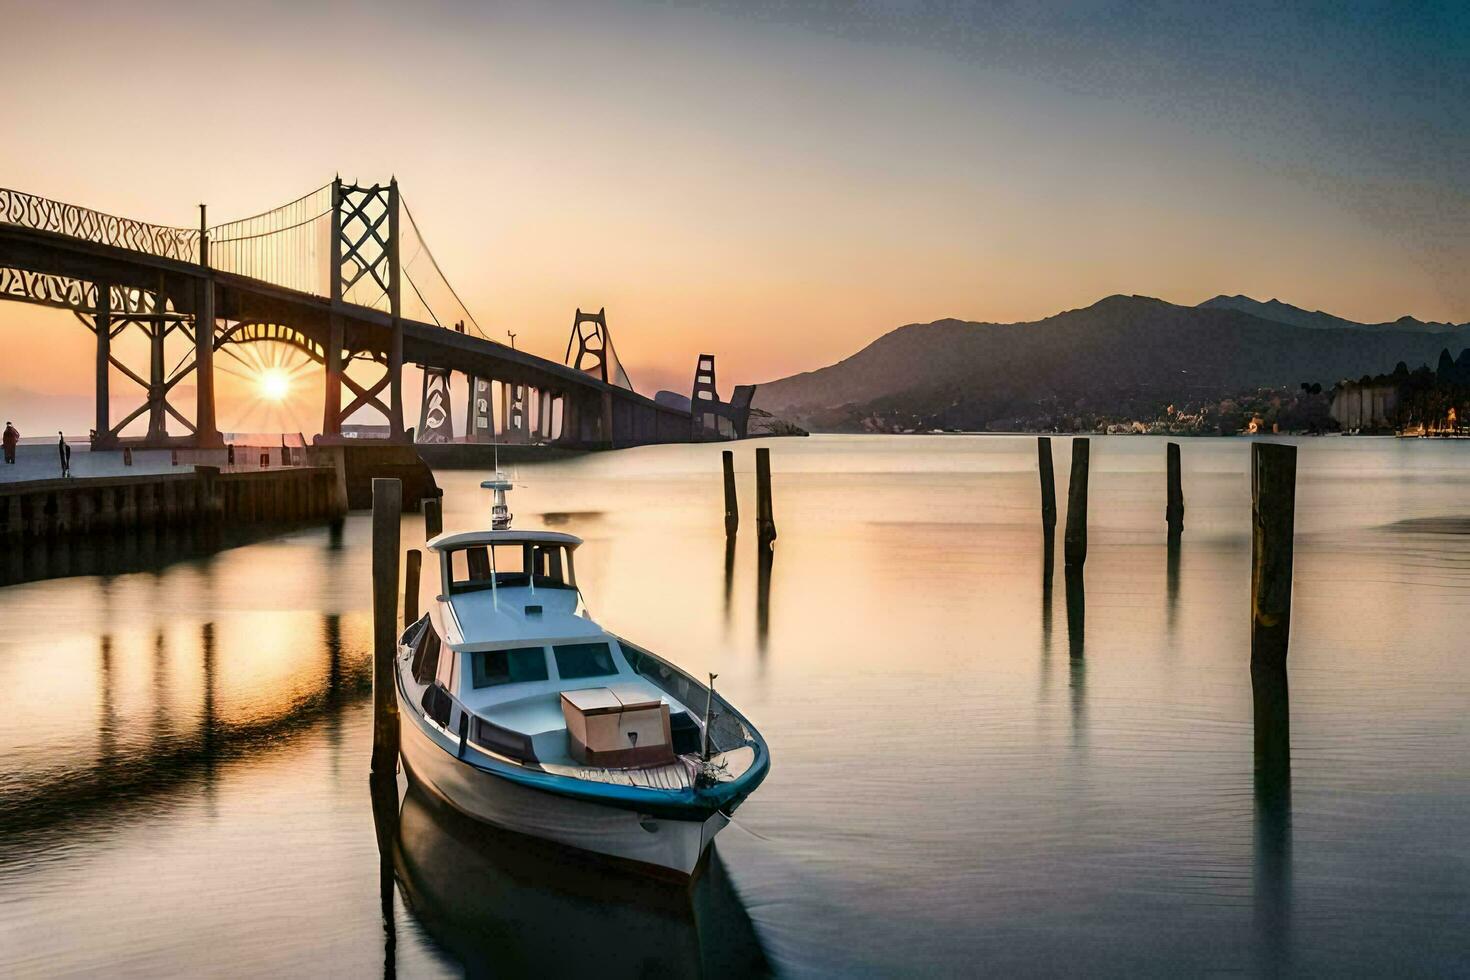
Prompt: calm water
<box><xmin>2</xmin><ymin>435</ymin><xmax>1468</xmax><ymax>977</ymax></box>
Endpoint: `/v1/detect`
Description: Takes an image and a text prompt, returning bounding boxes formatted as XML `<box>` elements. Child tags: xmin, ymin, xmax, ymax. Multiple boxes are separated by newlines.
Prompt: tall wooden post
<box><xmin>1166</xmin><ymin>441</ymin><xmax>1184</xmax><ymax>538</ymax></box>
<box><xmin>756</xmin><ymin>447</ymin><xmax>777</xmax><ymax>547</ymax></box>
<box><xmin>387</xmin><ymin>178</ymin><xmax>405</xmax><ymax>442</ymax></box>
<box><xmin>423</xmin><ymin>494</ymin><xmax>443</xmax><ymax>540</ymax></box>
<box><xmin>722</xmin><ymin>449</ymin><xmax>739</xmax><ymax>537</ymax></box>
<box><xmin>1251</xmin><ymin>443</ymin><xmax>1296</xmax><ymax>668</ymax></box>
<box><xmin>194</xmin><ymin>205</ymin><xmax>221</xmax><ymax>448</ymax></box>
<box><xmin>323</xmin><ymin>178</ymin><xmax>344</xmax><ymax>439</ymax></box>
<box><xmin>404</xmin><ymin>548</ymin><xmax>422</xmax><ymax>625</ymax></box>
<box><xmin>95</xmin><ymin>281</ymin><xmax>111</xmax><ymax>444</ymax></box>
<box><xmin>371</xmin><ymin>478</ymin><xmax>402</xmax><ymax>774</ymax></box>
<box><xmin>1038</xmin><ymin>436</ymin><xmax>1057</xmax><ymax>530</ymax></box>
<box><xmin>1064</xmin><ymin>438</ymin><xmax>1089</xmax><ymax>567</ymax></box>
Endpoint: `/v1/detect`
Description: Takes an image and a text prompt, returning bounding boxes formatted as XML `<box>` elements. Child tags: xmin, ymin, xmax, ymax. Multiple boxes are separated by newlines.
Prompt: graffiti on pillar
<box><xmin>502</xmin><ymin>382</ymin><xmax>528</xmax><ymax>442</ymax></box>
<box><xmin>418</xmin><ymin>367</ymin><xmax>454</xmax><ymax>444</ymax></box>
<box><xmin>466</xmin><ymin>376</ymin><xmax>494</xmax><ymax>443</ymax></box>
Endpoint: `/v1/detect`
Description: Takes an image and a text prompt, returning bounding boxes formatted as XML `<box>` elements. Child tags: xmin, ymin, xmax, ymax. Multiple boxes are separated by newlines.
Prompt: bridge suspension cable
<box><xmin>207</xmin><ymin>183</ymin><xmax>333</xmax><ymax>297</ymax></box>
<box><xmin>397</xmin><ymin>195</ymin><xmax>488</xmax><ymax>340</ymax></box>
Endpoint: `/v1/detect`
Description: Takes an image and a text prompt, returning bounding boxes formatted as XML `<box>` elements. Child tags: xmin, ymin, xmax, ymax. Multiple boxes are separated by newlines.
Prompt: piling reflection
<box><xmin>388</xmin><ymin>783</ymin><xmax>769</xmax><ymax>977</ymax></box>
<box><xmin>369</xmin><ymin>772</ymin><xmax>400</xmax><ymax>979</ymax></box>
<box><xmin>1064</xmin><ymin>565</ymin><xmax>1086</xmax><ymax>739</ymax></box>
<box><xmin>1166</xmin><ymin>533</ymin><xmax>1181</xmax><ymax>637</ymax></box>
<box><xmin>0</xmin><ymin>523</ymin><xmax>317</xmax><ymax>587</ymax></box>
<box><xmin>723</xmin><ymin>535</ymin><xmax>736</xmax><ymax>627</ymax></box>
<box><xmin>1041</xmin><ymin>529</ymin><xmax>1055</xmax><ymax>649</ymax></box>
<box><xmin>1252</xmin><ymin>663</ymin><xmax>1292</xmax><ymax>972</ymax></box>
<box><xmin>756</xmin><ymin>541</ymin><xmax>774</xmax><ymax>654</ymax></box>
<box><xmin>1040</xmin><ymin>528</ymin><xmax>1055</xmax><ymax>694</ymax></box>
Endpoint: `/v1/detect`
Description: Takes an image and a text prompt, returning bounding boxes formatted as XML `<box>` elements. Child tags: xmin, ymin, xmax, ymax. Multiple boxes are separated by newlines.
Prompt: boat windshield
<box><xmin>445</xmin><ymin>541</ymin><xmax>575</xmax><ymax>595</ymax></box>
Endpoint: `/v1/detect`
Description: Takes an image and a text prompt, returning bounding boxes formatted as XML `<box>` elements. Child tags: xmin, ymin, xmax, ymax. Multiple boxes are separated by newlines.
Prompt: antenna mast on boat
<box><xmin>481</xmin><ymin>474</ymin><xmax>514</xmax><ymax>531</ymax></box>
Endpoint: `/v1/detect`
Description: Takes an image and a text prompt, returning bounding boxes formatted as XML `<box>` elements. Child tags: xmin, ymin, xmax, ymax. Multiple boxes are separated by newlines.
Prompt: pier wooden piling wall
<box><xmin>1166</xmin><ymin>442</ymin><xmax>1185</xmax><ymax>538</ymax></box>
<box><xmin>1064</xmin><ymin>438</ymin><xmax>1090</xmax><ymax>567</ymax></box>
<box><xmin>371</xmin><ymin>478</ymin><xmax>402</xmax><ymax>775</ymax></box>
<box><xmin>1250</xmin><ymin>443</ymin><xmax>1297</xmax><ymax>668</ymax></box>
<box><xmin>1038</xmin><ymin>437</ymin><xmax>1057</xmax><ymax>531</ymax></box>
<box><xmin>0</xmin><ymin>464</ymin><xmax>346</xmax><ymax>541</ymax></box>
<box><xmin>723</xmin><ymin>450</ymin><xmax>739</xmax><ymax>537</ymax></box>
<box><xmin>755</xmin><ymin>447</ymin><xmax>776</xmax><ymax>546</ymax></box>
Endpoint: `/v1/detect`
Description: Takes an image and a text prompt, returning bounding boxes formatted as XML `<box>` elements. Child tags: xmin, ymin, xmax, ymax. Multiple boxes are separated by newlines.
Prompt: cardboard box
<box><xmin>561</xmin><ymin>686</ymin><xmax>674</xmax><ymax>768</ymax></box>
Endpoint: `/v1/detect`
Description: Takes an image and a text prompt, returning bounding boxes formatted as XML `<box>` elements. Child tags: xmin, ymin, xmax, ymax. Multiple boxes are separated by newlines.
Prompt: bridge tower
<box><xmin>322</xmin><ymin>178</ymin><xmax>406</xmax><ymax>442</ymax></box>
<box><xmin>691</xmin><ymin>354</ymin><xmax>719</xmax><ymax>440</ymax></box>
<box><xmin>689</xmin><ymin>353</ymin><xmax>756</xmax><ymax>441</ymax></box>
<box><xmin>566</xmin><ymin>308</ymin><xmax>611</xmax><ymax>383</ymax></box>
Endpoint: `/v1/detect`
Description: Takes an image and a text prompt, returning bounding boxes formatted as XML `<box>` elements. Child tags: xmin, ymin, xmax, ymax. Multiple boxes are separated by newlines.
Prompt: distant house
<box><xmin>1329</xmin><ymin>382</ymin><xmax>1398</xmax><ymax>431</ymax></box>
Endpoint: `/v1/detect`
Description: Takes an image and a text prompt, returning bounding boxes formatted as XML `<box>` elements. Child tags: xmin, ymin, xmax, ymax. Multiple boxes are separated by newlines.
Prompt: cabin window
<box><xmin>473</xmin><ymin>717</ymin><xmax>537</xmax><ymax>763</ymax></box>
<box><xmin>411</xmin><ymin>623</ymin><xmax>442</xmax><ymax>685</ymax></box>
<box><xmin>422</xmin><ymin>684</ymin><xmax>452</xmax><ymax>728</ymax></box>
<box><xmin>447</xmin><ymin>543</ymin><xmax>527</xmax><ymax>594</ymax></box>
<box><xmin>471</xmin><ymin>647</ymin><xmax>550</xmax><ymax>688</ymax></box>
<box><xmin>553</xmin><ymin>641</ymin><xmax>617</xmax><ymax>680</ymax></box>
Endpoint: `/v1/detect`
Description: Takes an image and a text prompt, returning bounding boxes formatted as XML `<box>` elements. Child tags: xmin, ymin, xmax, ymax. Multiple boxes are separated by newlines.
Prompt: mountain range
<box><xmin>751</xmin><ymin>295</ymin><xmax>1470</xmax><ymax>432</ymax></box>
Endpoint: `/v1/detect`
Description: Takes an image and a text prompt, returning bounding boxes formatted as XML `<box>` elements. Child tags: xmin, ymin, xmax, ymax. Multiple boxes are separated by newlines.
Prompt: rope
<box><xmin>210</xmin><ymin>207</ymin><xmax>330</xmax><ymax>244</ymax></box>
<box><xmin>206</xmin><ymin>182</ymin><xmax>331</xmax><ymax>233</ymax></box>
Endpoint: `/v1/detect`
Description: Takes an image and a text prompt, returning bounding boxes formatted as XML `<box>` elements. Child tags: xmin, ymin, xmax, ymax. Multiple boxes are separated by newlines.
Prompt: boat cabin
<box><xmin>407</xmin><ymin>529</ymin><xmax>705</xmax><ymax>773</ymax></box>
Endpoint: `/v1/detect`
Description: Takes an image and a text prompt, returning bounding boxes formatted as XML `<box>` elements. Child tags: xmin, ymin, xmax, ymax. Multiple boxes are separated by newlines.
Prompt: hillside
<box><xmin>752</xmin><ymin>295</ymin><xmax>1470</xmax><ymax>432</ymax></box>
<box><xmin>1198</xmin><ymin>295</ymin><xmax>1467</xmax><ymax>333</ymax></box>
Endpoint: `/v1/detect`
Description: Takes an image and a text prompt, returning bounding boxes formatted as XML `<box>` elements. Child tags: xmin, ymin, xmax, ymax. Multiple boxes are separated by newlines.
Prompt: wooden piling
<box><xmin>371</xmin><ymin>478</ymin><xmax>402</xmax><ymax>775</ymax></box>
<box><xmin>722</xmin><ymin>449</ymin><xmax>739</xmax><ymax>537</ymax></box>
<box><xmin>755</xmin><ymin>447</ymin><xmax>776</xmax><ymax>546</ymax></box>
<box><xmin>1038</xmin><ymin>437</ymin><xmax>1057</xmax><ymax>530</ymax></box>
<box><xmin>1064</xmin><ymin>438</ymin><xmax>1089</xmax><ymax>567</ymax></box>
<box><xmin>404</xmin><ymin>548</ymin><xmax>422</xmax><ymax>625</ymax></box>
<box><xmin>1250</xmin><ymin>443</ymin><xmax>1296</xmax><ymax>668</ymax></box>
<box><xmin>1166</xmin><ymin>441</ymin><xmax>1184</xmax><ymax>537</ymax></box>
<box><xmin>423</xmin><ymin>493</ymin><xmax>443</xmax><ymax>540</ymax></box>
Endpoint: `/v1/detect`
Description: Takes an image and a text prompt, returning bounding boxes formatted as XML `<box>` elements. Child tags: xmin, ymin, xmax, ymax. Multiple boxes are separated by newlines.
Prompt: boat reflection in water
<box><xmin>387</xmin><ymin>781</ymin><xmax>769</xmax><ymax>977</ymax></box>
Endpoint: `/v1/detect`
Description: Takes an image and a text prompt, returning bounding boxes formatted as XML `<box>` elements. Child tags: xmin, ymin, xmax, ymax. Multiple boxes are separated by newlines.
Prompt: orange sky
<box><xmin>2</xmin><ymin>0</ymin><xmax>1466</xmax><ymax>434</ymax></box>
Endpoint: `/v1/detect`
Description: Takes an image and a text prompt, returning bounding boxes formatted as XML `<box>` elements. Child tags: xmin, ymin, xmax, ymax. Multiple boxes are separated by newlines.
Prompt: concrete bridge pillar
<box><xmin>95</xmin><ymin>282</ymin><xmax>112</xmax><ymax>448</ymax></box>
<box><xmin>194</xmin><ymin>277</ymin><xmax>221</xmax><ymax>448</ymax></box>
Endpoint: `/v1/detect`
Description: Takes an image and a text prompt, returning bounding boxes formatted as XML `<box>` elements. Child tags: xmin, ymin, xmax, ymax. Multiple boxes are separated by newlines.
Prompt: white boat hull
<box><xmin>397</xmin><ymin>692</ymin><xmax>728</xmax><ymax>878</ymax></box>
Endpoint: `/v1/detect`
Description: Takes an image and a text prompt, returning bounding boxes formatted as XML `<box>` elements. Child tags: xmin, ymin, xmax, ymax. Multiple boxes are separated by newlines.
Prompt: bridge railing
<box><xmin>0</xmin><ymin>187</ymin><xmax>200</xmax><ymax>263</ymax></box>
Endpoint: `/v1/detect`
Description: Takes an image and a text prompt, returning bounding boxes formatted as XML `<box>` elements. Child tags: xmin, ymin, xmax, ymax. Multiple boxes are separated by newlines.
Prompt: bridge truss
<box><xmin>0</xmin><ymin>178</ymin><xmax>702</xmax><ymax>450</ymax></box>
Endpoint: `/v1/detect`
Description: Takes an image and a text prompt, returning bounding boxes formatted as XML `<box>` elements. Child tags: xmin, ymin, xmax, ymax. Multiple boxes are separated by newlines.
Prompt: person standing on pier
<box><xmin>57</xmin><ymin>431</ymin><xmax>71</xmax><ymax>477</ymax></box>
<box><xmin>3</xmin><ymin>421</ymin><xmax>18</xmax><ymax>464</ymax></box>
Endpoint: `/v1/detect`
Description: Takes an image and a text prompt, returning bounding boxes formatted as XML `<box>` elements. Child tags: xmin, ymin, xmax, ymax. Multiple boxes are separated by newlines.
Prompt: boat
<box><xmin>394</xmin><ymin>475</ymin><xmax>770</xmax><ymax>879</ymax></box>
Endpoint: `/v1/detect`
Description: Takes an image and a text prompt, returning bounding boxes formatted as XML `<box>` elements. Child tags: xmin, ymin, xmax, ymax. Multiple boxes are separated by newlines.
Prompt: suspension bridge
<box><xmin>0</xmin><ymin>178</ymin><xmax>754</xmax><ymax>452</ymax></box>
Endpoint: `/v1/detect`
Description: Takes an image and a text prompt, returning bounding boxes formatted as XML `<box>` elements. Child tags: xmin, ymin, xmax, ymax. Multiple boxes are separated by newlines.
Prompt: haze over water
<box><xmin>2</xmin><ymin>435</ymin><xmax>1467</xmax><ymax>976</ymax></box>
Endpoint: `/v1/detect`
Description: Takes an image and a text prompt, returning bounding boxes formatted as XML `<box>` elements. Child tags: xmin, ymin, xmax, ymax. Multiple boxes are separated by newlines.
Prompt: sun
<box><xmin>259</xmin><ymin>368</ymin><xmax>291</xmax><ymax>401</ymax></box>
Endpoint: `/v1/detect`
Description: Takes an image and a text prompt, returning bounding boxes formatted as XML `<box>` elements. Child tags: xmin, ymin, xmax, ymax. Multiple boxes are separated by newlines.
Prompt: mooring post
<box><xmin>404</xmin><ymin>548</ymin><xmax>422</xmax><ymax>625</ymax></box>
<box><xmin>1166</xmin><ymin>441</ymin><xmax>1185</xmax><ymax>538</ymax></box>
<box><xmin>1064</xmin><ymin>438</ymin><xmax>1089</xmax><ymax>567</ymax></box>
<box><xmin>1250</xmin><ymin>443</ymin><xmax>1297</xmax><ymax>668</ymax></box>
<box><xmin>722</xmin><ymin>449</ymin><xmax>739</xmax><ymax>537</ymax></box>
<box><xmin>423</xmin><ymin>493</ymin><xmax>443</xmax><ymax>541</ymax></box>
<box><xmin>1038</xmin><ymin>436</ymin><xmax>1057</xmax><ymax>531</ymax></box>
<box><xmin>755</xmin><ymin>447</ymin><xmax>777</xmax><ymax>546</ymax></box>
<box><xmin>371</xmin><ymin>478</ymin><xmax>402</xmax><ymax>775</ymax></box>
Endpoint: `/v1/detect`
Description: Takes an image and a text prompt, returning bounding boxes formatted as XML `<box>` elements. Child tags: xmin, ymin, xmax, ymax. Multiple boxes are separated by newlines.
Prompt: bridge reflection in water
<box><xmin>0</xmin><ymin>609</ymin><xmax>371</xmax><ymax>854</ymax></box>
